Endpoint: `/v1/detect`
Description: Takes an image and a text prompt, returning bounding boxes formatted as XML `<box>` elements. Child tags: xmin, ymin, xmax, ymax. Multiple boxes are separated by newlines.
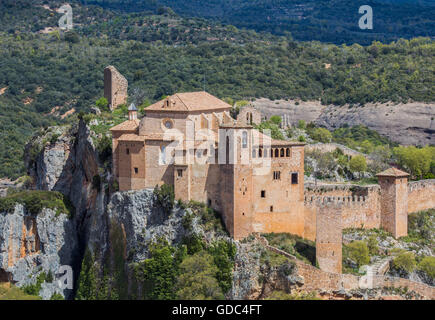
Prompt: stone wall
<box><xmin>304</xmin><ymin>188</ymin><xmax>380</xmax><ymax>241</ymax></box>
<box><xmin>315</xmin><ymin>201</ymin><xmax>342</xmax><ymax>274</ymax></box>
<box><xmin>237</xmin><ymin>106</ymin><xmax>262</xmax><ymax>125</ymax></box>
<box><xmin>408</xmin><ymin>179</ymin><xmax>435</xmax><ymax>213</ymax></box>
<box><xmin>294</xmin><ymin>259</ymin><xmax>435</xmax><ymax>299</ymax></box>
<box><xmin>104</xmin><ymin>66</ymin><xmax>128</xmax><ymax>110</ymax></box>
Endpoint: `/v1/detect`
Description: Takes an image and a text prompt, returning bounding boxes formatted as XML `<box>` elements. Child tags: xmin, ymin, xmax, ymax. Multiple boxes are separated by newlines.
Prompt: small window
<box><xmin>177</xmin><ymin>169</ymin><xmax>183</xmax><ymax>177</ymax></box>
<box><xmin>126</xmin><ymin>148</ymin><xmax>130</xmax><ymax>155</ymax></box>
<box><xmin>258</xmin><ymin>149</ymin><xmax>263</xmax><ymax>157</ymax></box>
<box><xmin>208</xmin><ymin>199</ymin><xmax>212</xmax><ymax>207</ymax></box>
<box><xmin>270</xmin><ymin>206</ymin><xmax>273</xmax><ymax>212</ymax></box>
<box><xmin>280</xmin><ymin>149</ymin><xmax>284</xmax><ymax>157</ymax></box>
<box><xmin>242</xmin><ymin>131</ymin><xmax>248</xmax><ymax>148</ymax></box>
<box><xmin>286</xmin><ymin>148</ymin><xmax>290</xmax><ymax>157</ymax></box>
<box><xmin>273</xmin><ymin>171</ymin><xmax>281</xmax><ymax>180</ymax></box>
<box><xmin>291</xmin><ymin>172</ymin><xmax>298</xmax><ymax>184</ymax></box>
<box><xmin>261</xmin><ymin>190</ymin><xmax>266</xmax><ymax>198</ymax></box>
<box><xmin>134</xmin><ymin>167</ymin><xmax>138</xmax><ymax>174</ymax></box>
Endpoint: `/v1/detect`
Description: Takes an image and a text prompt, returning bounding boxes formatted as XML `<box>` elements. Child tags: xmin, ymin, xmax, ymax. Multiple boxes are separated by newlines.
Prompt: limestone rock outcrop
<box><xmin>0</xmin><ymin>204</ymin><xmax>78</xmax><ymax>299</ymax></box>
<box><xmin>252</xmin><ymin>99</ymin><xmax>435</xmax><ymax>145</ymax></box>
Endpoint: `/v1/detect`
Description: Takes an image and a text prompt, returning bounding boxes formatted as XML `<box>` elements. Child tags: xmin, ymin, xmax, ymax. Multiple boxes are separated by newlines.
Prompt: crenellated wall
<box><xmin>408</xmin><ymin>179</ymin><xmax>435</xmax><ymax>213</ymax></box>
<box><xmin>304</xmin><ymin>186</ymin><xmax>380</xmax><ymax>241</ymax></box>
<box><xmin>303</xmin><ymin>179</ymin><xmax>434</xmax><ymax>241</ymax></box>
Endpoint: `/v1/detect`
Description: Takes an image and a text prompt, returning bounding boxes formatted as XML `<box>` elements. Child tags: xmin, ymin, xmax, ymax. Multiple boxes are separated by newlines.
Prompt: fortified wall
<box><xmin>408</xmin><ymin>179</ymin><xmax>435</xmax><ymax>213</ymax></box>
<box><xmin>303</xmin><ymin>178</ymin><xmax>435</xmax><ymax>241</ymax></box>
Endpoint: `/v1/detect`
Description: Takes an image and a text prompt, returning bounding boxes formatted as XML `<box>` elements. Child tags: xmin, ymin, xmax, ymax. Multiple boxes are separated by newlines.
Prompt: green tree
<box><xmin>393</xmin><ymin>146</ymin><xmax>433</xmax><ymax>179</ymax></box>
<box><xmin>208</xmin><ymin>241</ymin><xmax>236</xmax><ymax>294</ymax></box>
<box><xmin>135</xmin><ymin>240</ymin><xmax>178</xmax><ymax>300</ymax></box>
<box><xmin>392</xmin><ymin>251</ymin><xmax>416</xmax><ymax>274</ymax></box>
<box><xmin>310</xmin><ymin>128</ymin><xmax>332</xmax><ymax>143</ymax></box>
<box><xmin>349</xmin><ymin>155</ymin><xmax>367</xmax><ymax>178</ymax></box>
<box><xmin>96</xmin><ymin>97</ymin><xmax>109</xmax><ymax>110</ymax></box>
<box><xmin>345</xmin><ymin>241</ymin><xmax>370</xmax><ymax>267</ymax></box>
<box><xmin>176</xmin><ymin>251</ymin><xmax>224</xmax><ymax>300</ymax></box>
<box><xmin>418</xmin><ymin>256</ymin><xmax>435</xmax><ymax>279</ymax></box>
<box><xmin>75</xmin><ymin>249</ymin><xmax>98</xmax><ymax>300</ymax></box>
<box><xmin>366</xmin><ymin>236</ymin><xmax>379</xmax><ymax>256</ymax></box>
<box><xmin>297</xmin><ymin>120</ymin><xmax>306</xmax><ymax>130</ymax></box>
<box><xmin>270</xmin><ymin>115</ymin><xmax>282</xmax><ymax>126</ymax></box>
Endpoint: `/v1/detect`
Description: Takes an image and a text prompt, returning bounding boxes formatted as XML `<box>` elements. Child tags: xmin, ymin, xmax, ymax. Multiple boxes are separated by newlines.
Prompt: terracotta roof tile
<box><xmin>145</xmin><ymin>91</ymin><xmax>232</xmax><ymax>112</ymax></box>
<box><xmin>376</xmin><ymin>167</ymin><xmax>409</xmax><ymax>177</ymax></box>
<box><xmin>117</xmin><ymin>133</ymin><xmax>145</xmax><ymax>142</ymax></box>
<box><xmin>110</xmin><ymin>119</ymin><xmax>140</xmax><ymax>131</ymax></box>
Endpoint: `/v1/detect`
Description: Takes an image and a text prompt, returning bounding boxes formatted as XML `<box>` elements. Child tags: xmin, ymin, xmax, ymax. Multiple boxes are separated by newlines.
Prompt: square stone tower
<box><xmin>316</xmin><ymin>199</ymin><xmax>342</xmax><ymax>274</ymax></box>
<box><xmin>377</xmin><ymin>167</ymin><xmax>409</xmax><ymax>239</ymax></box>
<box><xmin>104</xmin><ymin>66</ymin><xmax>128</xmax><ymax>111</ymax></box>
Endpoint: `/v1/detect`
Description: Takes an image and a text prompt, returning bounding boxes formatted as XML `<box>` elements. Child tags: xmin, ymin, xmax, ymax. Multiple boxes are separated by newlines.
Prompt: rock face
<box><xmin>0</xmin><ymin>204</ymin><xmax>78</xmax><ymax>299</ymax></box>
<box><xmin>253</xmin><ymin>99</ymin><xmax>435</xmax><ymax>145</ymax></box>
<box><xmin>25</xmin><ymin>120</ymin><xmax>101</xmax><ymax>240</ymax></box>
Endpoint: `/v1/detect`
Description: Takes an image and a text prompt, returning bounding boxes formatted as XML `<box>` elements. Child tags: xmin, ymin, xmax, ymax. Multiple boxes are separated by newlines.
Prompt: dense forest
<box><xmin>0</xmin><ymin>1</ymin><xmax>434</xmax><ymax>179</ymax></box>
<box><xmin>85</xmin><ymin>0</ymin><xmax>435</xmax><ymax>45</ymax></box>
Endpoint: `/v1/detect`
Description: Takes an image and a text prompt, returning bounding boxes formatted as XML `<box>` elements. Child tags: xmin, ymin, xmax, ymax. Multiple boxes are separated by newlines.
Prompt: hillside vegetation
<box><xmin>0</xmin><ymin>1</ymin><xmax>434</xmax><ymax>179</ymax></box>
<box><xmin>86</xmin><ymin>0</ymin><xmax>435</xmax><ymax>45</ymax></box>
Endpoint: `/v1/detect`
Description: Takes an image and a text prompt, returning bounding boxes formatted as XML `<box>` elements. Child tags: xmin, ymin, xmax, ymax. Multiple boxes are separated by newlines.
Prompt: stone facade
<box><xmin>237</xmin><ymin>105</ymin><xmax>262</xmax><ymax>126</ymax></box>
<box><xmin>316</xmin><ymin>200</ymin><xmax>342</xmax><ymax>274</ymax></box>
<box><xmin>104</xmin><ymin>66</ymin><xmax>128</xmax><ymax>111</ymax></box>
<box><xmin>111</xmin><ymin>90</ymin><xmax>435</xmax><ymax>243</ymax></box>
<box><xmin>377</xmin><ymin>168</ymin><xmax>409</xmax><ymax>238</ymax></box>
<box><xmin>111</xmin><ymin>92</ymin><xmax>306</xmax><ymax>240</ymax></box>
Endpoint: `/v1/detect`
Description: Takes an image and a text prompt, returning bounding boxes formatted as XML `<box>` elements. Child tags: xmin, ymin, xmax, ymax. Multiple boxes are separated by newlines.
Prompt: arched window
<box><xmin>286</xmin><ymin>148</ymin><xmax>290</xmax><ymax>157</ymax></box>
<box><xmin>160</xmin><ymin>146</ymin><xmax>166</xmax><ymax>164</ymax></box>
<box><xmin>280</xmin><ymin>148</ymin><xmax>284</xmax><ymax>157</ymax></box>
<box><xmin>242</xmin><ymin>131</ymin><xmax>248</xmax><ymax>148</ymax></box>
<box><xmin>270</xmin><ymin>148</ymin><xmax>273</xmax><ymax>157</ymax></box>
<box><xmin>274</xmin><ymin>148</ymin><xmax>279</xmax><ymax>158</ymax></box>
<box><xmin>258</xmin><ymin>148</ymin><xmax>263</xmax><ymax>158</ymax></box>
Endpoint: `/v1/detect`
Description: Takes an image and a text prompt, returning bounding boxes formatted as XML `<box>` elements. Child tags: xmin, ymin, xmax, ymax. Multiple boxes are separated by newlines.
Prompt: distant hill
<box><xmin>85</xmin><ymin>0</ymin><xmax>435</xmax><ymax>45</ymax></box>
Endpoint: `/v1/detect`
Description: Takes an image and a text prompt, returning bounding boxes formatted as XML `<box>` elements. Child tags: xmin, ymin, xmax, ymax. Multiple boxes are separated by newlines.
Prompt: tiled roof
<box><xmin>145</xmin><ymin>91</ymin><xmax>232</xmax><ymax>112</ymax></box>
<box><xmin>110</xmin><ymin>119</ymin><xmax>140</xmax><ymax>131</ymax></box>
<box><xmin>117</xmin><ymin>134</ymin><xmax>145</xmax><ymax>142</ymax></box>
<box><xmin>376</xmin><ymin>167</ymin><xmax>409</xmax><ymax>177</ymax></box>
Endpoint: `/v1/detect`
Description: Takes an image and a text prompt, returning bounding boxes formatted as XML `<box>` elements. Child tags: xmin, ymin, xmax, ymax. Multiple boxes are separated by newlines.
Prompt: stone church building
<box><xmin>110</xmin><ymin>92</ymin><xmax>306</xmax><ymax>240</ymax></box>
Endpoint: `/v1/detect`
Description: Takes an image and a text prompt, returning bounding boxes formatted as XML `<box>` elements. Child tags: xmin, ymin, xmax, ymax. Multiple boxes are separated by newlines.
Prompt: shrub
<box><xmin>95</xmin><ymin>97</ymin><xmax>109</xmax><ymax>110</ymax></box>
<box><xmin>175</xmin><ymin>251</ymin><xmax>224</xmax><ymax>300</ymax></box>
<box><xmin>270</xmin><ymin>115</ymin><xmax>282</xmax><ymax>126</ymax></box>
<box><xmin>0</xmin><ymin>191</ymin><xmax>74</xmax><ymax>218</ymax></box>
<box><xmin>297</xmin><ymin>120</ymin><xmax>306</xmax><ymax>130</ymax></box>
<box><xmin>96</xmin><ymin>135</ymin><xmax>112</xmax><ymax>163</ymax></box>
<box><xmin>344</xmin><ymin>241</ymin><xmax>370</xmax><ymax>267</ymax></box>
<box><xmin>366</xmin><ymin>236</ymin><xmax>379</xmax><ymax>255</ymax></box>
<box><xmin>418</xmin><ymin>256</ymin><xmax>435</xmax><ymax>279</ymax></box>
<box><xmin>349</xmin><ymin>155</ymin><xmax>367</xmax><ymax>177</ymax></box>
<box><xmin>153</xmin><ymin>184</ymin><xmax>175</xmax><ymax>215</ymax></box>
<box><xmin>392</xmin><ymin>251</ymin><xmax>416</xmax><ymax>274</ymax></box>
<box><xmin>310</xmin><ymin>127</ymin><xmax>332</xmax><ymax>143</ymax></box>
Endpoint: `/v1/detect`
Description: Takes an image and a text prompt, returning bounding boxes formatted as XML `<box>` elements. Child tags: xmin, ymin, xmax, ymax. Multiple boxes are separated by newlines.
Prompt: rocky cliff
<box><xmin>0</xmin><ymin>204</ymin><xmax>78</xmax><ymax>299</ymax></box>
<box><xmin>1</xmin><ymin>119</ymin><xmax>291</xmax><ymax>299</ymax></box>
<box><xmin>253</xmin><ymin>99</ymin><xmax>435</xmax><ymax>145</ymax></box>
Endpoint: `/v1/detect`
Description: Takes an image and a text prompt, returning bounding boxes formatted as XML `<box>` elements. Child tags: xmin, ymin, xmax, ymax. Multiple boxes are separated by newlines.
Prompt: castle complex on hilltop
<box><xmin>108</xmin><ymin>67</ymin><xmax>435</xmax><ymax>273</ymax></box>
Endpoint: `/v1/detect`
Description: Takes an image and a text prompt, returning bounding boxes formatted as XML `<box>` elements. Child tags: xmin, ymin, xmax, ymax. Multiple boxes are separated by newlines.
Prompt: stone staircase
<box><xmin>370</xmin><ymin>257</ymin><xmax>393</xmax><ymax>276</ymax></box>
